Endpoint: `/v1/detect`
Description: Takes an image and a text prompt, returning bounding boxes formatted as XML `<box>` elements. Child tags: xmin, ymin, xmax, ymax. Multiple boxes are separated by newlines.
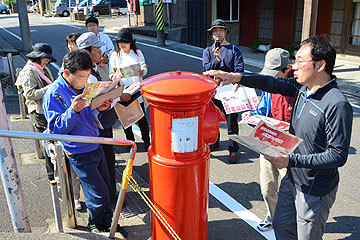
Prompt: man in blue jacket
<box><xmin>76</xmin><ymin>32</ymin><xmax>118</xmax><ymax>203</ymax></box>
<box><xmin>42</xmin><ymin>51</ymin><xmax>113</xmax><ymax>233</ymax></box>
<box><xmin>204</xmin><ymin>35</ymin><xmax>353</xmax><ymax>240</ymax></box>
<box><xmin>202</xmin><ymin>19</ymin><xmax>244</xmax><ymax>163</ymax></box>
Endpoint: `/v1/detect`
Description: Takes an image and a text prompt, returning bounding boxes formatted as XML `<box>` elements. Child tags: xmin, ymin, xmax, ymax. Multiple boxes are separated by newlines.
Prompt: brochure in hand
<box><xmin>113</xmin><ymin>63</ymin><xmax>141</xmax><ymax>80</ymax></box>
<box><xmin>215</xmin><ymin>84</ymin><xmax>259</xmax><ymax>114</ymax></box>
<box><xmin>239</xmin><ymin>115</ymin><xmax>290</xmax><ymax>131</ymax></box>
<box><xmin>230</xmin><ymin>120</ymin><xmax>302</xmax><ymax>157</ymax></box>
<box><xmin>81</xmin><ymin>81</ymin><xmax>123</xmax><ymax>110</ymax></box>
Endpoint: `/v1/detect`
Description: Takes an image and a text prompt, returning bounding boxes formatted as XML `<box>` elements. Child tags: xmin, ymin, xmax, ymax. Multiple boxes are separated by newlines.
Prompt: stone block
<box><xmin>167</xmin><ymin>27</ymin><xmax>186</xmax><ymax>43</ymax></box>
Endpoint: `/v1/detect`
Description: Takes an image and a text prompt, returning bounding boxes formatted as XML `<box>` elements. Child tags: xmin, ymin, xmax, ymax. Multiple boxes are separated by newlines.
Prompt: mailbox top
<box><xmin>141</xmin><ymin>71</ymin><xmax>217</xmax><ymax>97</ymax></box>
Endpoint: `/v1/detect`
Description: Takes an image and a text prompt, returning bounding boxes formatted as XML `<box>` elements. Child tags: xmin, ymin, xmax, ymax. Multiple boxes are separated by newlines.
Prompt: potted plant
<box><xmin>285</xmin><ymin>45</ymin><xmax>299</xmax><ymax>58</ymax></box>
<box><xmin>257</xmin><ymin>40</ymin><xmax>271</xmax><ymax>52</ymax></box>
<box><xmin>250</xmin><ymin>39</ymin><xmax>262</xmax><ymax>52</ymax></box>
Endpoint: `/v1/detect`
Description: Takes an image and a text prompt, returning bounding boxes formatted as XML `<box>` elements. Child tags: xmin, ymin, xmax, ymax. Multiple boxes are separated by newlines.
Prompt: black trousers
<box><xmin>123</xmin><ymin>102</ymin><xmax>150</xmax><ymax>144</ymax></box>
<box><xmin>211</xmin><ymin>98</ymin><xmax>239</xmax><ymax>153</ymax></box>
<box><xmin>98</xmin><ymin>127</ymin><xmax>117</xmax><ymax>201</ymax></box>
<box><xmin>29</xmin><ymin>111</ymin><xmax>55</xmax><ymax>181</ymax></box>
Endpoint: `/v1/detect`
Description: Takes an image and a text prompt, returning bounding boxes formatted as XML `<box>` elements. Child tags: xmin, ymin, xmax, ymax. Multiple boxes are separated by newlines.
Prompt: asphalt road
<box><xmin>0</xmin><ymin>13</ymin><xmax>360</xmax><ymax>239</ymax></box>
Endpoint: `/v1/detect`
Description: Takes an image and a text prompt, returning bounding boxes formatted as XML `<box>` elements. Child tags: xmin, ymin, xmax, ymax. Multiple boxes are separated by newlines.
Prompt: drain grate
<box><xmin>115</xmin><ymin>165</ymin><xmax>150</xmax><ymax>218</ymax></box>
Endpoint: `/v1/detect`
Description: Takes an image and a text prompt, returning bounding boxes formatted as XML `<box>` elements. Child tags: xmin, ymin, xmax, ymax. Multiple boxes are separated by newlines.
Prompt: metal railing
<box><xmin>0</xmin><ymin>64</ymin><xmax>136</xmax><ymax>238</ymax></box>
<box><xmin>0</xmin><ymin>130</ymin><xmax>136</xmax><ymax>238</ymax></box>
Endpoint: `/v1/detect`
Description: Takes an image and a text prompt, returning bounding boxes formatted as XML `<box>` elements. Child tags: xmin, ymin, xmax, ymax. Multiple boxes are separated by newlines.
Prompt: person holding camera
<box><xmin>202</xmin><ymin>19</ymin><xmax>244</xmax><ymax>163</ymax></box>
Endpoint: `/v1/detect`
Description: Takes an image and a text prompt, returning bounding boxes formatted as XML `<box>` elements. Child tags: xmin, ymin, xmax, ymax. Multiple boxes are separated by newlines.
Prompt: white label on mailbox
<box><xmin>171</xmin><ymin>117</ymin><xmax>198</xmax><ymax>153</ymax></box>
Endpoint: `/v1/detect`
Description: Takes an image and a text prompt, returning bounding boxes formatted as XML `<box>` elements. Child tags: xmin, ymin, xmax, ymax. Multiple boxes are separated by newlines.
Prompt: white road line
<box><xmin>0</xmin><ymin>25</ymin><xmax>22</xmax><ymax>40</ymax></box>
<box><xmin>351</xmin><ymin>103</ymin><xmax>360</xmax><ymax>110</ymax></box>
<box><xmin>209</xmin><ymin>181</ymin><xmax>276</xmax><ymax>240</ymax></box>
<box><xmin>46</xmin><ymin>20</ymin><xmax>83</xmax><ymax>29</ymax></box>
<box><xmin>50</xmin><ymin>62</ymin><xmax>61</xmax><ymax>71</ymax></box>
<box><xmin>0</xmin><ymin>25</ymin><xmax>61</xmax><ymax>71</ymax></box>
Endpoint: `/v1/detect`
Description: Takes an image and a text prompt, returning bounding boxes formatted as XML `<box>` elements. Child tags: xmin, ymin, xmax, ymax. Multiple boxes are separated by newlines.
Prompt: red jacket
<box><xmin>270</xmin><ymin>94</ymin><xmax>295</xmax><ymax>123</ymax></box>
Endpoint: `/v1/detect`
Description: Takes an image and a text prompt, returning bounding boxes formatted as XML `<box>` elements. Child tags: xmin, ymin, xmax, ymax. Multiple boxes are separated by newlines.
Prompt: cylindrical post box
<box><xmin>141</xmin><ymin>71</ymin><xmax>225</xmax><ymax>240</ymax></box>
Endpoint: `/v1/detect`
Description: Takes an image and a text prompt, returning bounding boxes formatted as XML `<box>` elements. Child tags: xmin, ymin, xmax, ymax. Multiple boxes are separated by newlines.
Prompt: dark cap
<box><xmin>116</xmin><ymin>28</ymin><xmax>135</xmax><ymax>43</ymax></box>
<box><xmin>26</xmin><ymin>43</ymin><xmax>56</xmax><ymax>62</ymax></box>
<box><xmin>207</xmin><ymin>19</ymin><xmax>230</xmax><ymax>34</ymax></box>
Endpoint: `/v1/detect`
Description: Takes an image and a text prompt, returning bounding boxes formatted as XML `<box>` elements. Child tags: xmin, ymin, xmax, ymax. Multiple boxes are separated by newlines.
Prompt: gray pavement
<box><xmin>0</xmin><ymin>13</ymin><xmax>360</xmax><ymax>239</ymax></box>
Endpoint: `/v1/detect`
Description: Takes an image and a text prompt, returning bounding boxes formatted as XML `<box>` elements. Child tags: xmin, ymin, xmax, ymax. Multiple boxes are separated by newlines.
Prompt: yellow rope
<box><xmin>126</xmin><ymin>175</ymin><xmax>181</xmax><ymax>240</ymax></box>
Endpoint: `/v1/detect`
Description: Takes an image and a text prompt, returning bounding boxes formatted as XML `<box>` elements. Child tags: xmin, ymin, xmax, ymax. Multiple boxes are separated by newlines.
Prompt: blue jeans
<box><xmin>66</xmin><ymin>146</ymin><xmax>112</xmax><ymax>227</ymax></box>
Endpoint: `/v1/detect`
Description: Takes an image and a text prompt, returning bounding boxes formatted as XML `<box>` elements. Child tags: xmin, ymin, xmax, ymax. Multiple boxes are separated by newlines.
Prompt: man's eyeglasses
<box><xmin>292</xmin><ymin>60</ymin><xmax>315</xmax><ymax>69</ymax></box>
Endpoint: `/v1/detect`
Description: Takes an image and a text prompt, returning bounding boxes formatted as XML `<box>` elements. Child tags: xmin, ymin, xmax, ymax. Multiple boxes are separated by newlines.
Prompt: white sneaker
<box><xmin>74</xmin><ymin>200</ymin><xmax>82</xmax><ymax>211</ymax></box>
<box><xmin>257</xmin><ymin>220</ymin><xmax>272</xmax><ymax>232</ymax></box>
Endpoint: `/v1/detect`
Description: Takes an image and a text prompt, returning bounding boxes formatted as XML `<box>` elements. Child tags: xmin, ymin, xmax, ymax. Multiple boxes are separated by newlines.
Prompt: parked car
<box><xmin>0</xmin><ymin>4</ymin><xmax>10</xmax><ymax>15</ymax></box>
<box><xmin>88</xmin><ymin>0</ymin><xmax>127</xmax><ymax>17</ymax></box>
<box><xmin>52</xmin><ymin>0</ymin><xmax>76</xmax><ymax>17</ymax></box>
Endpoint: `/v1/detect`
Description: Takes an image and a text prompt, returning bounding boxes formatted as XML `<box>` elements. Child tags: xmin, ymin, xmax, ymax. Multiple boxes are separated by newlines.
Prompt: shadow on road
<box><xmin>326</xmin><ymin>216</ymin><xmax>360</xmax><ymax>239</ymax></box>
<box><xmin>209</xmin><ymin>181</ymin><xmax>262</xmax><ymax>211</ymax></box>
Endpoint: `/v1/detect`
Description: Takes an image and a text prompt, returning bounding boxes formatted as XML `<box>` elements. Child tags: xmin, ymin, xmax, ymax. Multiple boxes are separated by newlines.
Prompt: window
<box><xmin>216</xmin><ymin>0</ymin><xmax>239</xmax><ymax>22</ymax></box>
<box><xmin>350</xmin><ymin>1</ymin><xmax>360</xmax><ymax>45</ymax></box>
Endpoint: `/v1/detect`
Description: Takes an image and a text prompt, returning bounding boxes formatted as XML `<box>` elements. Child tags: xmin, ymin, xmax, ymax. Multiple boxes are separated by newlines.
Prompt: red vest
<box><xmin>270</xmin><ymin>94</ymin><xmax>295</xmax><ymax>123</ymax></box>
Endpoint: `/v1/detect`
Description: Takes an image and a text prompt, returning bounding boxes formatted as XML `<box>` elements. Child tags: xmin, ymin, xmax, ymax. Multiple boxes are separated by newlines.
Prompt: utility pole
<box><xmin>301</xmin><ymin>0</ymin><xmax>319</xmax><ymax>41</ymax></box>
<box><xmin>17</xmin><ymin>0</ymin><xmax>32</xmax><ymax>52</ymax></box>
<box><xmin>0</xmin><ymin>81</ymin><xmax>31</xmax><ymax>233</ymax></box>
<box><xmin>155</xmin><ymin>0</ymin><xmax>165</xmax><ymax>46</ymax></box>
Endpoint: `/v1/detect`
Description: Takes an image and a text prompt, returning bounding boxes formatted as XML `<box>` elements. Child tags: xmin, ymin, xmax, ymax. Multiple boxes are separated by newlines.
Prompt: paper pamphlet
<box><xmin>91</xmin><ymin>85</ymin><xmax>124</xmax><ymax>110</ymax></box>
<box><xmin>123</xmin><ymin>82</ymin><xmax>141</xmax><ymax>95</ymax></box>
<box><xmin>82</xmin><ymin>81</ymin><xmax>123</xmax><ymax>109</ymax></box>
<box><xmin>240</xmin><ymin>115</ymin><xmax>290</xmax><ymax>131</ymax></box>
<box><xmin>230</xmin><ymin>120</ymin><xmax>302</xmax><ymax>157</ymax></box>
<box><xmin>113</xmin><ymin>63</ymin><xmax>141</xmax><ymax>79</ymax></box>
<box><xmin>82</xmin><ymin>81</ymin><xmax>112</xmax><ymax>107</ymax></box>
<box><xmin>215</xmin><ymin>84</ymin><xmax>259</xmax><ymax>114</ymax></box>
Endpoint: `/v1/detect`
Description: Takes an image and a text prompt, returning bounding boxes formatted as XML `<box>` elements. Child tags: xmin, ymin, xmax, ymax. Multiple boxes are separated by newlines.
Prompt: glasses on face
<box><xmin>292</xmin><ymin>59</ymin><xmax>315</xmax><ymax>69</ymax></box>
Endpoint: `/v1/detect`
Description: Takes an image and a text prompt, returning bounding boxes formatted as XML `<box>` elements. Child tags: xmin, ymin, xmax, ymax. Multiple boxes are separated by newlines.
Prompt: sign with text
<box><xmin>230</xmin><ymin>120</ymin><xmax>302</xmax><ymax>157</ymax></box>
<box><xmin>152</xmin><ymin>0</ymin><xmax>172</xmax><ymax>3</ymax></box>
<box><xmin>215</xmin><ymin>84</ymin><xmax>259</xmax><ymax>114</ymax></box>
<box><xmin>140</xmin><ymin>0</ymin><xmax>152</xmax><ymax>5</ymax></box>
<box><xmin>240</xmin><ymin>115</ymin><xmax>290</xmax><ymax>131</ymax></box>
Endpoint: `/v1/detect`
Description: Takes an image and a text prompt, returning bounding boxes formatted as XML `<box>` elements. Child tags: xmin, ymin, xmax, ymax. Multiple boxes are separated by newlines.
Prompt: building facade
<box><xmin>140</xmin><ymin>0</ymin><xmax>360</xmax><ymax>57</ymax></box>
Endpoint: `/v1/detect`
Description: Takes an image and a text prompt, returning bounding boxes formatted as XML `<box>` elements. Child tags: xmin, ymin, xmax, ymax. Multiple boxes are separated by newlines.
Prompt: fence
<box><xmin>0</xmin><ymin>128</ymin><xmax>136</xmax><ymax>238</ymax></box>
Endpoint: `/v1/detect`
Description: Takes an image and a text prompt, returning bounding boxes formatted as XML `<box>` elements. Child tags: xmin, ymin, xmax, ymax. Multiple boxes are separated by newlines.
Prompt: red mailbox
<box><xmin>141</xmin><ymin>71</ymin><xmax>225</xmax><ymax>240</ymax></box>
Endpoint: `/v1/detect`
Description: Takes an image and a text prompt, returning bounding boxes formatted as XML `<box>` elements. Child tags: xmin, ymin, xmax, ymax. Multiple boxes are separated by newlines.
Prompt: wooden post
<box><xmin>301</xmin><ymin>0</ymin><xmax>319</xmax><ymax>41</ymax></box>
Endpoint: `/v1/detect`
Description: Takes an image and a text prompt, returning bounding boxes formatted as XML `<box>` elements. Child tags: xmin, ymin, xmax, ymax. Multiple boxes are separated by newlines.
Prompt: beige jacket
<box><xmin>17</xmin><ymin>64</ymin><xmax>54</xmax><ymax>114</ymax></box>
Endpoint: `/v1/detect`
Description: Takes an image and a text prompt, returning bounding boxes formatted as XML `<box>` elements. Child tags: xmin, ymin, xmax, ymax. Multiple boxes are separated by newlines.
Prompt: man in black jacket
<box><xmin>203</xmin><ymin>35</ymin><xmax>353</xmax><ymax>240</ymax></box>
